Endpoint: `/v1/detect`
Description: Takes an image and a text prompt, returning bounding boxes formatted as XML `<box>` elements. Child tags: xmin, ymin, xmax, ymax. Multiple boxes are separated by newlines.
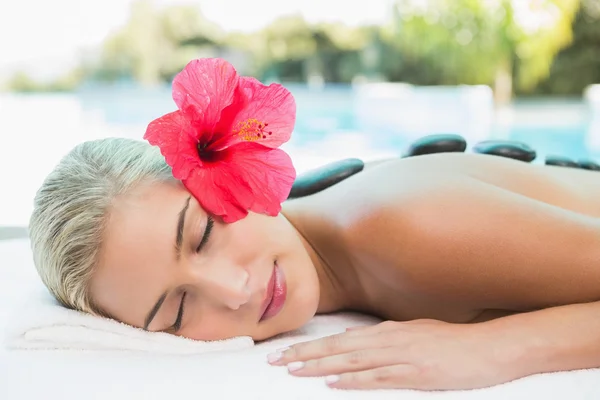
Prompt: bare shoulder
<box><xmin>285</xmin><ymin>153</ymin><xmax>600</xmax><ymax>236</ymax></box>
<box><xmin>354</xmin><ymin>153</ymin><xmax>600</xmax><ymax>217</ymax></box>
<box><xmin>284</xmin><ymin>152</ymin><xmax>600</xmax><ymax>251</ymax></box>
<box><xmin>284</xmin><ymin>153</ymin><xmax>600</xmax><ymax>312</ymax></box>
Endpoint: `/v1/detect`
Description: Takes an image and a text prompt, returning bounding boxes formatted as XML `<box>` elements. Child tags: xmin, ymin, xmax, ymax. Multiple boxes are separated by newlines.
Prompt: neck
<box><xmin>281</xmin><ymin>201</ymin><xmax>365</xmax><ymax>314</ymax></box>
<box><xmin>295</xmin><ymin>228</ymin><xmax>347</xmax><ymax>313</ymax></box>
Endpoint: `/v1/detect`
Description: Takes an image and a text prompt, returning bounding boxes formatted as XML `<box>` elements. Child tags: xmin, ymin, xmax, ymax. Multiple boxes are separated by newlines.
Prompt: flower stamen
<box><xmin>234</xmin><ymin>118</ymin><xmax>271</xmax><ymax>141</ymax></box>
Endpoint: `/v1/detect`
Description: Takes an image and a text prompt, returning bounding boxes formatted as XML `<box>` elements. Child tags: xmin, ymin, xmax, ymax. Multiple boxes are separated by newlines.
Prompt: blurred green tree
<box><xmin>5</xmin><ymin>68</ymin><xmax>85</xmax><ymax>92</ymax></box>
<box><xmin>515</xmin><ymin>0</ymin><xmax>581</xmax><ymax>92</ymax></box>
<box><xmin>5</xmin><ymin>72</ymin><xmax>43</xmax><ymax>92</ymax></box>
<box><xmin>535</xmin><ymin>0</ymin><xmax>600</xmax><ymax>95</ymax></box>
<box><xmin>384</xmin><ymin>0</ymin><xmax>580</xmax><ymax>101</ymax></box>
<box><xmin>95</xmin><ymin>0</ymin><xmax>223</xmax><ymax>85</ymax></box>
<box><xmin>248</xmin><ymin>14</ymin><xmax>319</xmax><ymax>81</ymax></box>
<box><xmin>231</xmin><ymin>15</ymin><xmax>377</xmax><ymax>83</ymax></box>
<box><xmin>6</xmin><ymin>0</ymin><xmax>597</xmax><ymax>97</ymax></box>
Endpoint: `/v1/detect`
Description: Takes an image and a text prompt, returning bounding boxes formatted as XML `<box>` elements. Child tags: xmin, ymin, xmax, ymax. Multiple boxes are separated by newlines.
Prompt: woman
<box><xmin>28</xmin><ymin>60</ymin><xmax>600</xmax><ymax>391</ymax></box>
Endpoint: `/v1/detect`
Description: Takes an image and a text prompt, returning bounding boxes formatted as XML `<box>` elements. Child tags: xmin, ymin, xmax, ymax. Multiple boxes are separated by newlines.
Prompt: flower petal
<box><xmin>143</xmin><ymin>111</ymin><xmax>200</xmax><ymax>180</ymax></box>
<box><xmin>182</xmin><ymin>142</ymin><xmax>296</xmax><ymax>223</ymax></box>
<box><xmin>226</xmin><ymin>143</ymin><xmax>296</xmax><ymax>217</ymax></box>
<box><xmin>208</xmin><ymin>84</ymin><xmax>248</xmax><ymax>151</ymax></box>
<box><xmin>183</xmin><ymin>164</ymin><xmax>253</xmax><ymax>222</ymax></box>
<box><xmin>172</xmin><ymin>58</ymin><xmax>240</xmax><ymax>135</ymax></box>
<box><xmin>227</xmin><ymin>77</ymin><xmax>296</xmax><ymax>149</ymax></box>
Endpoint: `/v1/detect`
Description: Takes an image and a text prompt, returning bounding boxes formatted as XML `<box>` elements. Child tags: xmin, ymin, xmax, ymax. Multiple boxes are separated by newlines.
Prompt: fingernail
<box><xmin>267</xmin><ymin>351</ymin><xmax>283</xmax><ymax>364</ymax></box>
<box><xmin>325</xmin><ymin>375</ymin><xmax>340</xmax><ymax>385</ymax></box>
<box><xmin>287</xmin><ymin>361</ymin><xmax>304</xmax><ymax>372</ymax></box>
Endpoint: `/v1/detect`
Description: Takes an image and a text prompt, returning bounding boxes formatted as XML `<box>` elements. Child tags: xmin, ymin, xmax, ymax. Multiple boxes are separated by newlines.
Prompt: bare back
<box><xmin>282</xmin><ymin>153</ymin><xmax>600</xmax><ymax>323</ymax></box>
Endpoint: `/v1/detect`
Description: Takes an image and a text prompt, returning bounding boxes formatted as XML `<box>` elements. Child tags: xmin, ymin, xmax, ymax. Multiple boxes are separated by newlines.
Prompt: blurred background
<box><xmin>1</xmin><ymin>0</ymin><xmax>599</xmax><ymax>230</ymax></box>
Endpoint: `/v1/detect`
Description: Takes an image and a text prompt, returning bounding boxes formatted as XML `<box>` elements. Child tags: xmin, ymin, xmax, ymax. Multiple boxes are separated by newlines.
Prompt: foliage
<box><xmin>534</xmin><ymin>0</ymin><xmax>600</xmax><ymax>95</ymax></box>
<box><xmin>514</xmin><ymin>0</ymin><xmax>580</xmax><ymax>91</ymax></box>
<box><xmin>382</xmin><ymin>0</ymin><xmax>579</xmax><ymax>92</ymax></box>
<box><xmin>382</xmin><ymin>0</ymin><xmax>511</xmax><ymax>85</ymax></box>
<box><xmin>94</xmin><ymin>0</ymin><xmax>223</xmax><ymax>85</ymax></box>
<box><xmin>5</xmin><ymin>69</ymin><xmax>84</xmax><ymax>93</ymax></box>
<box><xmin>5</xmin><ymin>0</ymin><xmax>597</xmax><ymax>97</ymax></box>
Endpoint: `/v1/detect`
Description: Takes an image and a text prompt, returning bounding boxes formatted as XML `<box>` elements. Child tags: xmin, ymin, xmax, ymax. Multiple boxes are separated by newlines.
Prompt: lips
<box><xmin>259</xmin><ymin>262</ymin><xmax>287</xmax><ymax>322</ymax></box>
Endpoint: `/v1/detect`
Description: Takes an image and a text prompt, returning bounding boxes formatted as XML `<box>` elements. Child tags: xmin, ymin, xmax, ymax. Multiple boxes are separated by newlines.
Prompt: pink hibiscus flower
<box><xmin>144</xmin><ymin>58</ymin><xmax>297</xmax><ymax>223</ymax></box>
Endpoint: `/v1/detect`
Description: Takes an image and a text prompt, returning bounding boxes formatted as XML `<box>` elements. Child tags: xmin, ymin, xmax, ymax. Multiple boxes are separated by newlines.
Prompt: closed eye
<box><xmin>196</xmin><ymin>215</ymin><xmax>214</xmax><ymax>253</ymax></box>
<box><xmin>171</xmin><ymin>291</ymin><xmax>187</xmax><ymax>333</ymax></box>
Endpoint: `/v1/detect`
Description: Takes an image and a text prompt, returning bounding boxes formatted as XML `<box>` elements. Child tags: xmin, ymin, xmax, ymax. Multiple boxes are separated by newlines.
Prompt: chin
<box><xmin>254</xmin><ymin>301</ymin><xmax>318</xmax><ymax>342</ymax></box>
<box><xmin>254</xmin><ymin>321</ymin><xmax>309</xmax><ymax>342</ymax></box>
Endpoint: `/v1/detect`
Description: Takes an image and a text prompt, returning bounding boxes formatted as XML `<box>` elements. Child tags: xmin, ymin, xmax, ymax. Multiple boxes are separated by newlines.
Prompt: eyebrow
<box><xmin>143</xmin><ymin>195</ymin><xmax>191</xmax><ymax>331</ymax></box>
<box><xmin>175</xmin><ymin>196</ymin><xmax>192</xmax><ymax>261</ymax></box>
<box><xmin>143</xmin><ymin>291</ymin><xmax>167</xmax><ymax>330</ymax></box>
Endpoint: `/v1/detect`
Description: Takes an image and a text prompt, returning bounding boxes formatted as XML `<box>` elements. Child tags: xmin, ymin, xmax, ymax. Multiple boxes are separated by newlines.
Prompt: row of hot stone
<box><xmin>287</xmin><ymin>134</ymin><xmax>600</xmax><ymax>199</ymax></box>
<box><xmin>407</xmin><ymin>134</ymin><xmax>600</xmax><ymax>170</ymax></box>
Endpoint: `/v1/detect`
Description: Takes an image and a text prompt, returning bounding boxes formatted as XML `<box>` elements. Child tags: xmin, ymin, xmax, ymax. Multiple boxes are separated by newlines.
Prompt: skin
<box><xmin>91</xmin><ymin>179</ymin><xmax>322</xmax><ymax>342</ymax></box>
<box><xmin>92</xmin><ymin>152</ymin><xmax>600</xmax><ymax>390</ymax></box>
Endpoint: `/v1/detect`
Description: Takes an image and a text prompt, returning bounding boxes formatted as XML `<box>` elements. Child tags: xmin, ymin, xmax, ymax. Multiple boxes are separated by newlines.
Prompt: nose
<box><xmin>192</xmin><ymin>263</ymin><xmax>251</xmax><ymax>310</ymax></box>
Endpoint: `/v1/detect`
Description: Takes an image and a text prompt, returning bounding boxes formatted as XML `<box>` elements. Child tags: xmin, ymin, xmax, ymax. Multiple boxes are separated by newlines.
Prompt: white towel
<box><xmin>4</xmin><ymin>289</ymin><xmax>254</xmax><ymax>354</ymax></box>
<box><xmin>5</xmin><ymin>289</ymin><xmax>600</xmax><ymax>400</ymax></box>
<box><xmin>4</xmin><ymin>239</ymin><xmax>600</xmax><ymax>399</ymax></box>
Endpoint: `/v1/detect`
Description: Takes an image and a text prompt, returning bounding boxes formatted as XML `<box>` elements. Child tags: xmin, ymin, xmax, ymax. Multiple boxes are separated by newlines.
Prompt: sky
<box><xmin>0</xmin><ymin>0</ymin><xmax>392</xmax><ymax>80</ymax></box>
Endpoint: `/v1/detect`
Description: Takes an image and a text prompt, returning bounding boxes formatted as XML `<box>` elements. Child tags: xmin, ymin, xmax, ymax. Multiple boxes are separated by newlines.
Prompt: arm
<box><xmin>273</xmin><ymin>159</ymin><xmax>600</xmax><ymax>389</ymax></box>
<box><xmin>374</xmin><ymin>172</ymin><xmax>600</xmax><ymax>374</ymax></box>
<box><xmin>269</xmin><ymin>300</ymin><xmax>600</xmax><ymax>390</ymax></box>
<box><xmin>484</xmin><ymin>300</ymin><xmax>600</xmax><ymax>377</ymax></box>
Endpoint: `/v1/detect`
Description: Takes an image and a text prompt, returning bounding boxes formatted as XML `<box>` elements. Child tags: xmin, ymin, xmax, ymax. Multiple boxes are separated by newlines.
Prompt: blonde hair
<box><xmin>29</xmin><ymin>137</ymin><xmax>173</xmax><ymax>315</ymax></box>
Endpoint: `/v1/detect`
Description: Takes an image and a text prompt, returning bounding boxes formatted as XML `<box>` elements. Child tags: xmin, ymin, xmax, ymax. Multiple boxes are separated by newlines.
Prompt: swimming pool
<box><xmin>74</xmin><ymin>83</ymin><xmax>599</xmax><ymax>163</ymax></box>
<box><xmin>0</xmin><ymin>83</ymin><xmax>598</xmax><ymax>226</ymax></box>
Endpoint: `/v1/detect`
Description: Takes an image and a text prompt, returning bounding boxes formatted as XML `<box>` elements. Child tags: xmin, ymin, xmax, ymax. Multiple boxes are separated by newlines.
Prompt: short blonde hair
<box><xmin>29</xmin><ymin>137</ymin><xmax>173</xmax><ymax>315</ymax></box>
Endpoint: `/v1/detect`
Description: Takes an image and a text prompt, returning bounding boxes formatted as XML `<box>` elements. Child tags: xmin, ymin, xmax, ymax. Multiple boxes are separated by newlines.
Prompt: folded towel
<box><xmin>4</xmin><ymin>289</ymin><xmax>254</xmax><ymax>354</ymax></box>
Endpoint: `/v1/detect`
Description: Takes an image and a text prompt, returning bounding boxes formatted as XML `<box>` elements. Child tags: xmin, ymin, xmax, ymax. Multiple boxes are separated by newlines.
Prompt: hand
<box><xmin>267</xmin><ymin>319</ymin><xmax>522</xmax><ymax>390</ymax></box>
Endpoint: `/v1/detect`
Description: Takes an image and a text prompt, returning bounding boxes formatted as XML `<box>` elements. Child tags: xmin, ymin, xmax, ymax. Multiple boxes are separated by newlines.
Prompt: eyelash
<box><xmin>196</xmin><ymin>215</ymin><xmax>214</xmax><ymax>253</ymax></box>
<box><xmin>172</xmin><ymin>291</ymin><xmax>187</xmax><ymax>332</ymax></box>
<box><xmin>169</xmin><ymin>216</ymin><xmax>212</xmax><ymax>333</ymax></box>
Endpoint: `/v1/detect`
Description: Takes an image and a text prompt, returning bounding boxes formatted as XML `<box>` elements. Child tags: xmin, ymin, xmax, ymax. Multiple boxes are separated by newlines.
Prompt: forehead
<box><xmin>90</xmin><ymin>180</ymin><xmax>191</xmax><ymax>324</ymax></box>
<box><xmin>104</xmin><ymin>180</ymin><xmax>188</xmax><ymax>253</ymax></box>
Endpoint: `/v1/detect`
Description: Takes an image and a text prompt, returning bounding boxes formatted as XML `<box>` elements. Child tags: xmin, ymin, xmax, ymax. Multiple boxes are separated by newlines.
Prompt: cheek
<box><xmin>182</xmin><ymin>307</ymin><xmax>247</xmax><ymax>341</ymax></box>
<box><xmin>261</xmin><ymin>217</ymin><xmax>297</xmax><ymax>252</ymax></box>
<box><xmin>183</xmin><ymin>324</ymin><xmax>237</xmax><ymax>341</ymax></box>
<box><xmin>291</xmin><ymin>265</ymin><xmax>320</xmax><ymax>314</ymax></box>
<box><xmin>226</xmin><ymin>216</ymin><xmax>286</xmax><ymax>257</ymax></box>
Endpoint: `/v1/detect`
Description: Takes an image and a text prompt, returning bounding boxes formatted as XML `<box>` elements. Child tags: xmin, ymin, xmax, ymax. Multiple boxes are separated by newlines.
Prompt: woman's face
<box><xmin>90</xmin><ymin>179</ymin><xmax>320</xmax><ymax>341</ymax></box>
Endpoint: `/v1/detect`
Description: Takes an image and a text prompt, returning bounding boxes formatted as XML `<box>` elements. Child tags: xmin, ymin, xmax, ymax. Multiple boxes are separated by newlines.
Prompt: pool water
<box><xmin>0</xmin><ymin>83</ymin><xmax>598</xmax><ymax>226</ymax></box>
<box><xmin>75</xmin><ymin>83</ymin><xmax>598</xmax><ymax>163</ymax></box>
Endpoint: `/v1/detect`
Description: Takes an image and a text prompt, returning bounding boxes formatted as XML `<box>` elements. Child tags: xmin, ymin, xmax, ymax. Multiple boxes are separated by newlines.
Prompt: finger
<box><xmin>286</xmin><ymin>347</ymin><xmax>399</xmax><ymax>377</ymax></box>
<box><xmin>268</xmin><ymin>331</ymin><xmax>386</xmax><ymax>365</ymax></box>
<box><xmin>267</xmin><ymin>321</ymin><xmax>402</xmax><ymax>365</ymax></box>
<box><xmin>325</xmin><ymin>364</ymin><xmax>421</xmax><ymax>390</ymax></box>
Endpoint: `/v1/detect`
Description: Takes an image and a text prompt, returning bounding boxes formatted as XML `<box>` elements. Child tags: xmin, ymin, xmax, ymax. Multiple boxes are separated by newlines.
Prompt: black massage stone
<box><xmin>288</xmin><ymin>158</ymin><xmax>364</xmax><ymax>199</ymax></box>
<box><xmin>545</xmin><ymin>155</ymin><xmax>578</xmax><ymax>168</ymax></box>
<box><xmin>288</xmin><ymin>136</ymin><xmax>600</xmax><ymax>199</ymax></box>
<box><xmin>472</xmin><ymin>140</ymin><xmax>536</xmax><ymax>162</ymax></box>
<box><xmin>577</xmin><ymin>160</ymin><xmax>600</xmax><ymax>171</ymax></box>
<box><xmin>404</xmin><ymin>134</ymin><xmax>467</xmax><ymax>157</ymax></box>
